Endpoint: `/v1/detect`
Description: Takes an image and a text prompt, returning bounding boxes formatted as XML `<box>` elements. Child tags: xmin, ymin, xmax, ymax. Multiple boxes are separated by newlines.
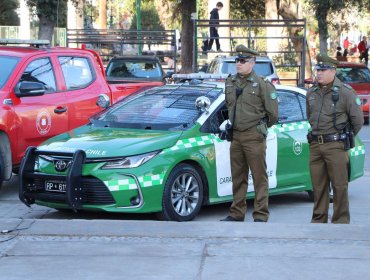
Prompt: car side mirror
<box><xmin>14</xmin><ymin>81</ymin><xmax>46</xmax><ymax>97</ymax></box>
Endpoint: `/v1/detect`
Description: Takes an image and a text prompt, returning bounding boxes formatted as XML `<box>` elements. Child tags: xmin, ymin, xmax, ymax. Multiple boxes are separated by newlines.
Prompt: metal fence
<box><xmin>66</xmin><ymin>29</ymin><xmax>177</xmax><ymax>70</ymax></box>
<box><xmin>193</xmin><ymin>19</ymin><xmax>307</xmax><ymax>86</ymax></box>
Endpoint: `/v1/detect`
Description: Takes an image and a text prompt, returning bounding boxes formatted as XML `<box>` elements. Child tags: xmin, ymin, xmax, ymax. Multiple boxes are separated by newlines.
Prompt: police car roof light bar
<box><xmin>0</xmin><ymin>38</ymin><xmax>50</xmax><ymax>47</ymax></box>
<box><xmin>172</xmin><ymin>73</ymin><xmax>229</xmax><ymax>80</ymax></box>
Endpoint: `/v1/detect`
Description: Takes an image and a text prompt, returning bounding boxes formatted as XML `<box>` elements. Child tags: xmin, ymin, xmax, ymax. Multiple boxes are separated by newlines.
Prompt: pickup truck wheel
<box><xmin>157</xmin><ymin>164</ymin><xmax>203</xmax><ymax>221</ymax></box>
<box><xmin>0</xmin><ymin>155</ymin><xmax>4</xmax><ymax>190</ymax></box>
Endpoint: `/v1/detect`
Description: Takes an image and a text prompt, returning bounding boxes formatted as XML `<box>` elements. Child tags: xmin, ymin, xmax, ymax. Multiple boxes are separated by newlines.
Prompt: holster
<box><xmin>307</xmin><ymin>132</ymin><xmax>313</xmax><ymax>144</ymax></box>
<box><xmin>256</xmin><ymin>118</ymin><xmax>268</xmax><ymax>138</ymax></box>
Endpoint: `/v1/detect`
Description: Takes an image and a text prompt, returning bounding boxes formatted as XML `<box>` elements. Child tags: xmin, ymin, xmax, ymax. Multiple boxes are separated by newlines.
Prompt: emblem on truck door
<box><xmin>36</xmin><ymin>110</ymin><xmax>51</xmax><ymax>135</ymax></box>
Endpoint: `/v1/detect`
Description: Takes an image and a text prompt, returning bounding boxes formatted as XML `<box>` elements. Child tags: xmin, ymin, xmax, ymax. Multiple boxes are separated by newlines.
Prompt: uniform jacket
<box><xmin>225</xmin><ymin>71</ymin><xmax>278</xmax><ymax>131</ymax></box>
<box><xmin>306</xmin><ymin>77</ymin><xmax>364</xmax><ymax>136</ymax></box>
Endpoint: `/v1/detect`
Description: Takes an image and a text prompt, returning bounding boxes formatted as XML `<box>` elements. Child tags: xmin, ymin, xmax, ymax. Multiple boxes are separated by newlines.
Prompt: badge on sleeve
<box><xmin>355</xmin><ymin>97</ymin><xmax>361</xmax><ymax>106</ymax></box>
<box><xmin>270</xmin><ymin>92</ymin><xmax>277</xmax><ymax>100</ymax></box>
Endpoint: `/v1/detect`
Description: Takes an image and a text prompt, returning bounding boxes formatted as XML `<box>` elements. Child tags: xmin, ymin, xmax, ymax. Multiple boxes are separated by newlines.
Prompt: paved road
<box><xmin>0</xmin><ymin>124</ymin><xmax>369</xmax><ymax>280</ymax></box>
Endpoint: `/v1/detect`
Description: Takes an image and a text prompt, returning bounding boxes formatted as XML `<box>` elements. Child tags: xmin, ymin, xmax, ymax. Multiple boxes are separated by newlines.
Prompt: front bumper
<box><xmin>19</xmin><ymin>147</ymin><xmax>117</xmax><ymax>211</ymax></box>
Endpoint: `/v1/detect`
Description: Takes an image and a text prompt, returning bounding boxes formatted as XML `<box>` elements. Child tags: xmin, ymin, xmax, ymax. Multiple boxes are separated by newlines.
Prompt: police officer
<box><xmin>307</xmin><ymin>53</ymin><xmax>364</xmax><ymax>224</ymax></box>
<box><xmin>221</xmin><ymin>45</ymin><xmax>278</xmax><ymax>222</ymax></box>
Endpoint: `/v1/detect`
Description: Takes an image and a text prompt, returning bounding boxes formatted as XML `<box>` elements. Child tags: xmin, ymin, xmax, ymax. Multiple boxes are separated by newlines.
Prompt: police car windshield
<box><xmin>336</xmin><ymin>67</ymin><xmax>370</xmax><ymax>83</ymax></box>
<box><xmin>220</xmin><ymin>61</ymin><xmax>273</xmax><ymax>76</ymax></box>
<box><xmin>0</xmin><ymin>56</ymin><xmax>20</xmax><ymax>89</ymax></box>
<box><xmin>91</xmin><ymin>85</ymin><xmax>222</xmax><ymax>131</ymax></box>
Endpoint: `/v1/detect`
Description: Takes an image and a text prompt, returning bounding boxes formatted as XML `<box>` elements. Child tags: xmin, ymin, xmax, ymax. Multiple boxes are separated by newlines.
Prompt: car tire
<box><xmin>307</xmin><ymin>190</ymin><xmax>334</xmax><ymax>203</ymax></box>
<box><xmin>364</xmin><ymin>116</ymin><xmax>369</xmax><ymax>125</ymax></box>
<box><xmin>158</xmin><ymin>163</ymin><xmax>204</xmax><ymax>222</ymax></box>
<box><xmin>0</xmin><ymin>155</ymin><xmax>4</xmax><ymax>190</ymax></box>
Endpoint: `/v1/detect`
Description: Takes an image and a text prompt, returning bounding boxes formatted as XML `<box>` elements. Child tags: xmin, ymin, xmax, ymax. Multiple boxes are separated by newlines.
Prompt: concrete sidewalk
<box><xmin>1</xmin><ymin>218</ymin><xmax>370</xmax><ymax>280</ymax></box>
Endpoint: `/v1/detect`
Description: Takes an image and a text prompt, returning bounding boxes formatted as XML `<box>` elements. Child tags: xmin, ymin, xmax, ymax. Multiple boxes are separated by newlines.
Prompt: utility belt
<box><xmin>307</xmin><ymin>131</ymin><xmax>354</xmax><ymax>150</ymax></box>
<box><xmin>307</xmin><ymin>133</ymin><xmax>346</xmax><ymax>144</ymax></box>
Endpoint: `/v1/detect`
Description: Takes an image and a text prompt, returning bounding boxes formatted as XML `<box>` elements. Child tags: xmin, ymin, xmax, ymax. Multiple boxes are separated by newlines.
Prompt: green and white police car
<box><xmin>19</xmin><ymin>78</ymin><xmax>365</xmax><ymax>221</ymax></box>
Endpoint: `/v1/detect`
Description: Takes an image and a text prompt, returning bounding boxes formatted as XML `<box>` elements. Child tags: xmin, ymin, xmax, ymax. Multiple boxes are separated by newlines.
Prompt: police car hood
<box><xmin>38</xmin><ymin>126</ymin><xmax>183</xmax><ymax>158</ymax></box>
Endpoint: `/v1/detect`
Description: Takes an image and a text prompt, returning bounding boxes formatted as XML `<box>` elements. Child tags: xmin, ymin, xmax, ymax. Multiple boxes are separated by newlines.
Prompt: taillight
<box><xmin>271</xmin><ymin>78</ymin><xmax>280</xmax><ymax>85</ymax></box>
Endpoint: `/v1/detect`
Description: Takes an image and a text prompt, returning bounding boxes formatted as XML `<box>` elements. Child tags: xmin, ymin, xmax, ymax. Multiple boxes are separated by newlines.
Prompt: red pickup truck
<box><xmin>0</xmin><ymin>42</ymin><xmax>162</xmax><ymax>188</ymax></box>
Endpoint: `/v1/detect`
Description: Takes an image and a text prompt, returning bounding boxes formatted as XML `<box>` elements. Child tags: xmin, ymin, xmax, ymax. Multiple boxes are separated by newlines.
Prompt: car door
<box><xmin>273</xmin><ymin>89</ymin><xmax>311</xmax><ymax>190</ymax></box>
<box><xmin>57</xmin><ymin>55</ymin><xmax>111</xmax><ymax>130</ymax></box>
<box><xmin>200</xmin><ymin>101</ymin><xmax>278</xmax><ymax>199</ymax></box>
<box><xmin>12</xmin><ymin>55</ymin><xmax>68</xmax><ymax>162</ymax></box>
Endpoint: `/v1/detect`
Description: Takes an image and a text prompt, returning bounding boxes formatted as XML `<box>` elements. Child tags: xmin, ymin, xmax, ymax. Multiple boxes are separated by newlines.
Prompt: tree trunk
<box><xmin>38</xmin><ymin>14</ymin><xmax>55</xmax><ymax>42</ymax></box>
<box><xmin>179</xmin><ymin>0</ymin><xmax>196</xmax><ymax>73</ymax></box>
<box><xmin>315</xmin><ymin>4</ymin><xmax>329</xmax><ymax>53</ymax></box>
<box><xmin>278</xmin><ymin>2</ymin><xmax>312</xmax><ymax>80</ymax></box>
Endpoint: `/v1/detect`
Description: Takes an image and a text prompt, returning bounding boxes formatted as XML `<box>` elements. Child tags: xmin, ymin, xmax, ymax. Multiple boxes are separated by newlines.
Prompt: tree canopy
<box><xmin>0</xmin><ymin>0</ymin><xmax>19</xmax><ymax>26</ymax></box>
<box><xmin>305</xmin><ymin>0</ymin><xmax>370</xmax><ymax>53</ymax></box>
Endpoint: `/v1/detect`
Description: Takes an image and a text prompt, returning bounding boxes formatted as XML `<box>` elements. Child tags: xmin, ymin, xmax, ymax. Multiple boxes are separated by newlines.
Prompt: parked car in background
<box><xmin>336</xmin><ymin>62</ymin><xmax>370</xmax><ymax>124</ymax></box>
<box><xmin>19</xmin><ymin>75</ymin><xmax>365</xmax><ymax>221</ymax></box>
<box><xmin>206</xmin><ymin>55</ymin><xmax>280</xmax><ymax>84</ymax></box>
<box><xmin>0</xmin><ymin>40</ymin><xmax>162</xmax><ymax>188</ymax></box>
<box><xmin>106</xmin><ymin>56</ymin><xmax>166</xmax><ymax>84</ymax></box>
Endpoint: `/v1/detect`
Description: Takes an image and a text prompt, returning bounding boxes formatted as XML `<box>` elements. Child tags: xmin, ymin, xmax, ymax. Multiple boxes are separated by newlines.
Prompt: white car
<box><xmin>206</xmin><ymin>55</ymin><xmax>280</xmax><ymax>84</ymax></box>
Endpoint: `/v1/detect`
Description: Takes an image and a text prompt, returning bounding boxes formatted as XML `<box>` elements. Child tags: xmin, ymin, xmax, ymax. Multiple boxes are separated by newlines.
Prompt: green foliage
<box><xmin>230</xmin><ymin>0</ymin><xmax>265</xmax><ymax>19</ymax></box>
<box><xmin>130</xmin><ymin>2</ymin><xmax>165</xmax><ymax>30</ymax></box>
<box><xmin>26</xmin><ymin>0</ymin><xmax>81</xmax><ymax>28</ymax></box>
<box><xmin>0</xmin><ymin>0</ymin><xmax>19</xmax><ymax>26</ymax></box>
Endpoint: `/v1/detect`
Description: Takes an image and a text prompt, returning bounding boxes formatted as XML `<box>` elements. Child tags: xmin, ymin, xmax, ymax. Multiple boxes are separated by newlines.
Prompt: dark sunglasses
<box><xmin>235</xmin><ymin>58</ymin><xmax>254</xmax><ymax>64</ymax></box>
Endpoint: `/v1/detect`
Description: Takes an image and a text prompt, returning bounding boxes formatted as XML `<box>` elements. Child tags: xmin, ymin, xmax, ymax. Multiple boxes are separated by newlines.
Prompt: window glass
<box><xmin>0</xmin><ymin>56</ymin><xmax>19</xmax><ymax>89</ymax></box>
<box><xmin>59</xmin><ymin>57</ymin><xmax>93</xmax><ymax>90</ymax></box>
<box><xmin>20</xmin><ymin>58</ymin><xmax>56</xmax><ymax>92</ymax></box>
<box><xmin>219</xmin><ymin>61</ymin><xmax>273</xmax><ymax>76</ymax></box>
<box><xmin>221</xmin><ymin>61</ymin><xmax>237</xmax><ymax>75</ymax></box>
<box><xmin>336</xmin><ymin>67</ymin><xmax>370</xmax><ymax>83</ymax></box>
<box><xmin>277</xmin><ymin>90</ymin><xmax>305</xmax><ymax>123</ymax></box>
<box><xmin>106</xmin><ymin>60</ymin><xmax>162</xmax><ymax>79</ymax></box>
<box><xmin>207</xmin><ymin>61</ymin><xmax>218</xmax><ymax>74</ymax></box>
<box><xmin>254</xmin><ymin>62</ymin><xmax>273</xmax><ymax>76</ymax></box>
<box><xmin>91</xmin><ymin>85</ymin><xmax>222</xmax><ymax>131</ymax></box>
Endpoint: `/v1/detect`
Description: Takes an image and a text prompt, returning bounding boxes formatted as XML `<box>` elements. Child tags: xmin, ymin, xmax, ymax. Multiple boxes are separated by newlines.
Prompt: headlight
<box><xmin>101</xmin><ymin>151</ymin><xmax>159</xmax><ymax>169</ymax></box>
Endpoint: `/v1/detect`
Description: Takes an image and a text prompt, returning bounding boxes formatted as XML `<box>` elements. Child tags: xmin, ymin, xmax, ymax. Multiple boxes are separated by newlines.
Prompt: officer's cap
<box><xmin>235</xmin><ymin>44</ymin><xmax>259</xmax><ymax>59</ymax></box>
<box><xmin>315</xmin><ymin>53</ymin><xmax>339</xmax><ymax>70</ymax></box>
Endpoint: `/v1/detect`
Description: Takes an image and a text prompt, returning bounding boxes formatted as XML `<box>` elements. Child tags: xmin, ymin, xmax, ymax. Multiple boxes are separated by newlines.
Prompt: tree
<box><xmin>0</xmin><ymin>0</ymin><xmax>19</xmax><ymax>26</ymax></box>
<box><xmin>177</xmin><ymin>0</ymin><xmax>196</xmax><ymax>73</ymax></box>
<box><xmin>130</xmin><ymin>2</ymin><xmax>165</xmax><ymax>31</ymax></box>
<box><xmin>26</xmin><ymin>0</ymin><xmax>79</xmax><ymax>41</ymax></box>
<box><xmin>305</xmin><ymin>0</ymin><xmax>370</xmax><ymax>53</ymax></box>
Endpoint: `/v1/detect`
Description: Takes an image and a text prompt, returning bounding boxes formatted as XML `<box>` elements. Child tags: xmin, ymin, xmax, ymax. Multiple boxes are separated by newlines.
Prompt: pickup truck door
<box><xmin>57</xmin><ymin>55</ymin><xmax>111</xmax><ymax>130</ymax></box>
<box><xmin>12</xmin><ymin>56</ymin><xmax>68</xmax><ymax>162</ymax></box>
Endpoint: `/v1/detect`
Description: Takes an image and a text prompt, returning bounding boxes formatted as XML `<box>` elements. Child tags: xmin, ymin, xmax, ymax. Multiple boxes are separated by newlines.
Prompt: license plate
<box><xmin>45</xmin><ymin>180</ymin><xmax>67</xmax><ymax>193</ymax></box>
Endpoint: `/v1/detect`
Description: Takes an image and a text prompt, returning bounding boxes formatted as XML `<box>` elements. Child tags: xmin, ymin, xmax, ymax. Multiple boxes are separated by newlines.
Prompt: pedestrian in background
<box><xmin>358</xmin><ymin>36</ymin><xmax>368</xmax><ymax>65</ymax></box>
<box><xmin>221</xmin><ymin>44</ymin><xmax>278</xmax><ymax>222</ymax></box>
<box><xmin>306</xmin><ymin>53</ymin><xmax>364</xmax><ymax>224</ymax></box>
<box><xmin>343</xmin><ymin>36</ymin><xmax>349</xmax><ymax>51</ymax></box>
<box><xmin>208</xmin><ymin>2</ymin><xmax>223</xmax><ymax>52</ymax></box>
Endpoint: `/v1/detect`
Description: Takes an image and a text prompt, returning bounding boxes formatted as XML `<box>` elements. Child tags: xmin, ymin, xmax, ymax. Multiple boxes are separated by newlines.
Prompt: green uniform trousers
<box><xmin>309</xmin><ymin>141</ymin><xmax>350</xmax><ymax>224</ymax></box>
<box><xmin>229</xmin><ymin>129</ymin><xmax>269</xmax><ymax>221</ymax></box>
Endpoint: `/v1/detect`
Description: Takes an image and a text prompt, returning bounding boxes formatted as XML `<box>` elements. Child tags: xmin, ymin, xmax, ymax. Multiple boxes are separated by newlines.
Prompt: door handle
<box><xmin>54</xmin><ymin>107</ymin><xmax>67</xmax><ymax>114</ymax></box>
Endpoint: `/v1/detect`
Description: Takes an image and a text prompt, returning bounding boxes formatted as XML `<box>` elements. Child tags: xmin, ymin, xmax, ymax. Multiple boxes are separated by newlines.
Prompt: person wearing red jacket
<box><xmin>358</xmin><ymin>36</ymin><xmax>368</xmax><ymax>65</ymax></box>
